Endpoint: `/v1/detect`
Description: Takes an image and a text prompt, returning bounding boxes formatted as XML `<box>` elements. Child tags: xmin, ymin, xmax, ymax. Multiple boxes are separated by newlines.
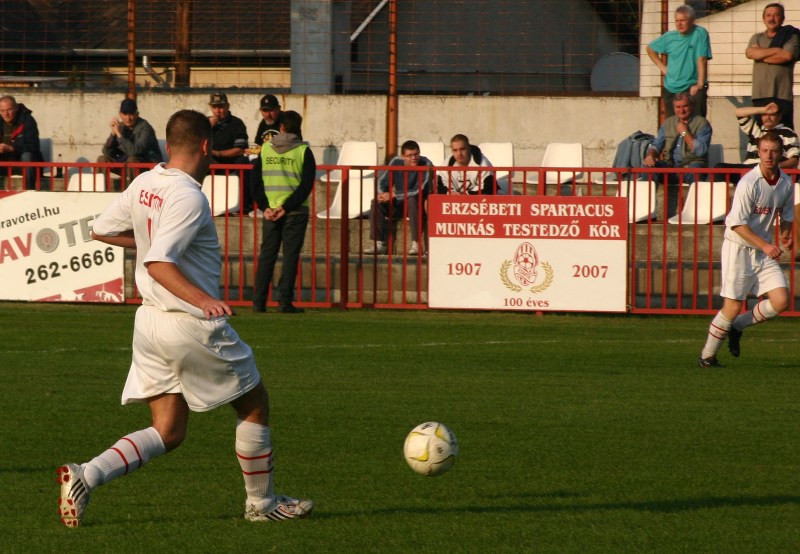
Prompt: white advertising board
<box><xmin>0</xmin><ymin>191</ymin><xmax>125</xmax><ymax>302</ymax></box>
<box><xmin>428</xmin><ymin>195</ymin><xmax>628</xmax><ymax>312</ymax></box>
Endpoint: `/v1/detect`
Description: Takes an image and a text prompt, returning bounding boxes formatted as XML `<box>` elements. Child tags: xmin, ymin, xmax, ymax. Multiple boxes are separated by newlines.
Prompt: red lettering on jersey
<box><xmin>138</xmin><ymin>190</ymin><xmax>164</xmax><ymax>211</ymax></box>
<box><xmin>752</xmin><ymin>206</ymin><xmax>773</xmax><ymax>215</ymax></box>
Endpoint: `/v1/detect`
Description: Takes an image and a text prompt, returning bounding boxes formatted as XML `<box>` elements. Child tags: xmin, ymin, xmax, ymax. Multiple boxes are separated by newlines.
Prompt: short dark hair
<box><xmin>763</xmin><ymin>3</ymin><xmax>785</xmax><ymax>18</ymax></box>
<box><xmin>280</xmin><ymin>110</ymin><xmax>303</xmax><ymax>137</ymax></box>
<box><xmin>166</xmin><ymin>109</ymin><xmax>212</xmax><ymax>153</ymax></box>
<box><xmin>450</xmin><ymin>134</ymin><xmax>470</xmax><ymax>146</ymax></box>
<box><xmin>401</xmin><ymin>140</ymin><xmax>420</xmax><ymax>153</ymax></box>
<box><xmin>758</xmin><ymin>130</ymin><xmax>784</xmax><ymax>152</ymax></box>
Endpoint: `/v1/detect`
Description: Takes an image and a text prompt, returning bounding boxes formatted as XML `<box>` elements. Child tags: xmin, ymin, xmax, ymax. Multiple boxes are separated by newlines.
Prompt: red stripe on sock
<box><xmin>754</xmin><ymin>304</ymin><xmax>766</xmax><ymax>322</ymax></box>
<box><xmin>236</xmin><ymin>452</ymin><xmax>273</xmax><ymax>461</ymax></box>
<box><xmin>241</xmin><ymin>469</ymin><xmax>273</xmax><ymax>475</ymax></box>
<box><xmin>111</xmin><ymin>447</ymin><xmax>130</xmax><ymax>474</ymax></box>
<box><xmin>122</xmin><ymin>437</ymin><xmax>144</xmax><ymax>468</ymax></box>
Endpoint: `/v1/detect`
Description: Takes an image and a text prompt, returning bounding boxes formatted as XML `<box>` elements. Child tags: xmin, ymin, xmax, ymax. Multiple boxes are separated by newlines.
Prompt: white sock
<box><xmin>235</xmin><ymin>419</ymin><xmax>275</xmax><ymax>504</ymax></box>
<box><xmin>82</xmin><ymin>427</ymin><xmax>166</xmax><ymax>490</ymax></box>
<box><xmin>701</xmin><ymin>312</ymin><xmax>732</xmax><ymax>359</ymax></box>
<box><xmin>733</xmin><ymin>299</ymin><xmax>778</xmax><ymax>330</ymax></box>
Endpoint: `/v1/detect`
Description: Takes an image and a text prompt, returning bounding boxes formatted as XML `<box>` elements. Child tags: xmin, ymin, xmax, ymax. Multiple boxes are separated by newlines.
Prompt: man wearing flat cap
<box><xmin>254</xmin><ymin>94</ymin><xmax>283</xmax><ymax>147</ymax></box>
<box><xmin>98</xmin><ymin>98</ymin><xmax>163</xmax><ymax>187</ymax></box>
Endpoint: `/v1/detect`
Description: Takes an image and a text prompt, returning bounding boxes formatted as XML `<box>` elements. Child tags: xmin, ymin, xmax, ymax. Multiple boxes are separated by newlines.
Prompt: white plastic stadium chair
<box><xmin>66</xmin><ymin>172</ymin><xmax>108</xmax><ymax>192</ymax></box>
<box><xmin>416</xmin><ymin>141</ymin><xmax>446</xmax><ymax>167</ymax></box>
<box><xmin>201</xmin><ymin>174</ymin><xmax>240</xmax><ymax>216</ymax></box>
<box><xmin>668</xmin><ymin>180</ymin><xmax>729</xmax><ymax>225</ymax></box>
<box><xmin>618</xmin><ymin>178</ymin><xmax>656</xmax><ymax>223</ymax></box>
<box><xmin>317</xmin><ymin>141</ymin><xmax>377</xmax><ymax>219</ymax></box>
<box><xmin>525</xmin><ymin>142</ymin><xmax>584</xmax><ymax>185</ymax></box>
<box><xmin>477</xmin><ymin>142</ymin><xmax>513</xmax><ymax>194</ymax></box>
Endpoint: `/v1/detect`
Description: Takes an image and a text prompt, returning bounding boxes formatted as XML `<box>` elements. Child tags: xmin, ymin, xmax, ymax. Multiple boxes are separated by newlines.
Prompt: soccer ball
<box><xmin>403</xmin><ymin>421</ymin><xmax>458</xmax><ymax>476</ymax></box>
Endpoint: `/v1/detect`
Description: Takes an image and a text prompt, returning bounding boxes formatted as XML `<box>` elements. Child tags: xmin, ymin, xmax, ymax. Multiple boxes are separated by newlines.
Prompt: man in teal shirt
<box><xmin>647</xmin><ymin>4</ymin><xmax>712</xmax><ymax>118</ymax></box>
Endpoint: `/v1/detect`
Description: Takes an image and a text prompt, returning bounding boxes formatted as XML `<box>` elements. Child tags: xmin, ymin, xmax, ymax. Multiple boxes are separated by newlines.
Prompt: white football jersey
<box><xmin>92</xmin><ymin>164</ymin><xmax>220</xmax><ymax>318</ymax></box>
<box><xmin>724</xmin><ymin>164</ymin><xmax>794</xmax><ymax>247</ymax></box>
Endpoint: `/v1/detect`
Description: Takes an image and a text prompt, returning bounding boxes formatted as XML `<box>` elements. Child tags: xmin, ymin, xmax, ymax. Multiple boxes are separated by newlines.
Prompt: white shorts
<box><xmin>122</xmin><ymin>304</ymin><xmax>261</xmax><ymax>412</ymax></box>
<box><xmin>720</xmin><ymin>239</ymin><xmax>787</xmax><ymax>300</ymax></box>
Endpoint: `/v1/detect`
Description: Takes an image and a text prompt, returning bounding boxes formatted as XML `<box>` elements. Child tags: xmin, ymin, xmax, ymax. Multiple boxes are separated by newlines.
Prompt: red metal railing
<box><xmin>3</xmin><ymin>161</ymin><xmax>798</xmax><ymax>315</ymax></box>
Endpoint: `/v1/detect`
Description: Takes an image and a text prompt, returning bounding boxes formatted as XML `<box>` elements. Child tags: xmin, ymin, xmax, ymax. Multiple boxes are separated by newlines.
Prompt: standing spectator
<box><xmin>59</xmin><ymin>109</ymin><xmax>313</xmax><ymax>528</ymax></box>
<box><xmin>251</xmin><ymin>111</ymin><xmax>316</xmax><ymax>314</ymax></box>
<box><xmin>208</xmin><ymin>92</ymin><xmax>252</xmax><ymax>214</ymax></box>
<box><xmin>0</xmin><ymin>95</ymin><xmax>43</xmax><ymax>190</ymax></box>
<box><xmin>716</xmin><ymin>102</ymin><xmax>799</xmax><ymax>183</ymax></box>
<box><xmin>746</xmin><ymin>2</ymin><xmax>799</xmax><ymax>129</ymax></box>
<box><xmin>254</xmin><ymin>94</ymin><xmax>283</xmax><ymax>147</ymax></box>
<box><xmin>697</xmin><ymin>132</ymin><xmax>794</xmax><ymax>368</ymax></box>
<box><xmin>365</xmin><ymin>140</ymin><xmax>433</xmax><ymax>255</ymax></box>
<box><xmin>98</xmin><ymin>98</ymin><xmax>163</xmax><ymax>187</ymax></box>
<box><xmin>643</xmin><ymin>93</ymin><xmax>712</xmax><ymax>183</ymax></box>
<box><xmin>646</xmin><ymin>4</ymin><xmax>712</xmax><ymax>118</ymax></box>
<box><xmin>436</xmin><ymin>134</ymin><xmax>495</xmax><ymax>195</ymax></box>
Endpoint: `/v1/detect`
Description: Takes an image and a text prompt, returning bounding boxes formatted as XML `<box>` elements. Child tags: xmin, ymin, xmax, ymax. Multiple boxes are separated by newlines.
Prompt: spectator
<box><xmin>643</xmin><ymin>92</ymin><xmax>712</xmax><ymax>184</ymax></box>
<box><xmin>98</xmin><ymin>98</ymin><xmax>163</xmax><ymax>187</ymax></box>
<box><xmin>716</xmin><ymin>102</ymin><xmax>799</xmax><ymax>184</ymax></box>
<box><xmin>251</xmin><ymin>111</ymin><xmax>316</xmax><ymax>314</ymax></box>
<box><xmin>436</xmin><ymin>134</ymin><xmax>495</xmax><ymax>195</ymax></box>
<box><xmin>0</xmin><ymin>95</ymin><xmax>43</xmax><ymax>190</ymax></box>
<box><xmin>746</xmin><ymin>2</ymin><xmax>799</xmax><ymax>129</ymax></box>
<box><xmin>646</xmin><ymin>4</ymin><xmax>712</xmax><ymax>118</ymax></box>
<box><xmin>254</xmin><ymin>94</ymin><xmax>283</xmax><ymax>147</ymax></box>
<box><xmin>208</xmin><ymin>92</ymin><xmax>251</xmax><ymax>212</ymax></box>
<box><xmin>365</xmin><ymin>140</ymin><xmax>433</xmax><ymax>255</ymax></box>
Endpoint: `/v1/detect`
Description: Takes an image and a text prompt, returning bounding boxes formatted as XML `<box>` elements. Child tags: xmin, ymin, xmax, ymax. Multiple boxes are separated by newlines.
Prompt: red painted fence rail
<box><xmin>3</xmin><ymin>161</ymin><xmax>798</xmax><ymax>315</ymax></box>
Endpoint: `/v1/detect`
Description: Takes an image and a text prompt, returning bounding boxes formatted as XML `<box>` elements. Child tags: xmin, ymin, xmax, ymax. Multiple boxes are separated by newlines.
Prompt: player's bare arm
<box><xmin>779</xmin><ymin>220</ymin><xmax>793</xmax><ymax>249</ymax></box>
<box><xmin>732</xmin><ymin>224</ymin><xmax>782</xmax><ymax>259</ymax></box>
<box><xmin>146</xmin><ymin>261</ymin><xmax>232</xmax><ymax>318</ymax></box>
<box><xmin>91</xmin><ymin>230</ymin><xmax>136</xmax><ymax>249</ymax></box>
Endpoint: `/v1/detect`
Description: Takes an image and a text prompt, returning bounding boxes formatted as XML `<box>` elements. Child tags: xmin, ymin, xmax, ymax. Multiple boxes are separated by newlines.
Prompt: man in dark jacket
<box><xmin>98</xmin><ymin>98</ymin><xmax>163</xmax><ymax>188</ymax></box>
<box><xmin>0</xmin><ymin>95</ymin><xmax>43</xmax><ymax>190</ymax></box>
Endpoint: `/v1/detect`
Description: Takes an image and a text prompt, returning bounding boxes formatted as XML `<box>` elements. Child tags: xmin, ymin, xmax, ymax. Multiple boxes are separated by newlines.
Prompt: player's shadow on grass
<box><xmin>312</xmin><ymin>493</ymin><xmax>800</xmax><ymax>519</ymax></box>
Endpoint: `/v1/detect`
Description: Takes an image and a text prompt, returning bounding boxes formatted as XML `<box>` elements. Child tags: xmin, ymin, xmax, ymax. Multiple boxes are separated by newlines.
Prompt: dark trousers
<box><xmin>253</xmin><ymin>210</ymin><xmax>309</xmax><ymax>309</ymax></box>
<box><xmin>1</xmin><ymin>150</ymin><xmax>44</xmax><ymax>190</ymax></box>
<box><xmin>752</xmin><ymin>97</ymin><xmax>794</xmax><ymax>130</ymax></box>
<box><xmin>369</xmin><ymin>195</ymin><xmax>422</xmax><ymax>242</ymax></box>
<box><xmin>663</xmin><ymin>85</ymin><xmax>708</xmax><ymax>118</ymax></box>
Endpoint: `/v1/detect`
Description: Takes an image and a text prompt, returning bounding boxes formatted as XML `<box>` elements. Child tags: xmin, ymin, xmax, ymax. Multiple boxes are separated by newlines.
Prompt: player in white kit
<box><xmin>698</xmin><ymin>131</ymin><xmax>794</xmax><ymax>367</ymax></box>
<box><xmin>57</xmin><ymin>109</ymin><xmax>312</xmax><ymax>527</ymax></box>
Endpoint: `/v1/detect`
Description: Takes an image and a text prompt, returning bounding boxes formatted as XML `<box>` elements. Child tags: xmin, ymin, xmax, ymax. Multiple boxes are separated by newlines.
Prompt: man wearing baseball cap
<box><xmin>98</xmin><ymin>97</ymin><xmax>163</xmax><ymax>188</ymax></box>
<box><xmin>208</xmin><ymin>92</ymin><xmax>249</xmax><ymax>164</ymax></box>
<box><xmin>254</xmin><ymin>94</ymin><xmax>283</xmax><ymax>147</ymax></box>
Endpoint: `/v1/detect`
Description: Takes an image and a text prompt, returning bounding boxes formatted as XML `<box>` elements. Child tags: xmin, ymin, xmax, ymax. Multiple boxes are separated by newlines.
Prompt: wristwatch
<box><xmin>680</xmin><ymin>131</ymin><xmax>688</xmax><ymax>137</ymax></box>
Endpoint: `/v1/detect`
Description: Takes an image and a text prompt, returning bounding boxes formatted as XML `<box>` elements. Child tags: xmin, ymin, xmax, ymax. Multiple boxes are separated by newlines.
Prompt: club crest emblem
<box><xmin>500</xmin><ymin>242</ymin><xmax>553</xmax><ymax>293</ymax></box>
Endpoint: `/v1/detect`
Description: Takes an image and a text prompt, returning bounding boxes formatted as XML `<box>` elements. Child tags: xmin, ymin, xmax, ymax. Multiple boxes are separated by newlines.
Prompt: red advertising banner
<box><xmin>0</xmin><ymin>191</ymin><xmax>125</xmax><ymax>303</ymax></box>
<box><xmin>427</xmin><ymin>195</ymin><xmax>628</xmax><ymax>311</ymax></box>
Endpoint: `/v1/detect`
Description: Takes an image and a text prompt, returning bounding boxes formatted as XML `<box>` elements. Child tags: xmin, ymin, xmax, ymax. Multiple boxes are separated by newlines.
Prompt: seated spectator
<box><xmin>208</xmin><ymin>92</ymin><xmax>251</xmax><ymax>212</ymax></box>
<box><xmin>0</xmin><ymin>95</ymin><xmax>44</xmax><ymax>190</ymax></box>
<box><xmin>716</xmin><ymin>102</ymin><xmax>799</xmax><ymax>183</ymax></box>
<box><xmin>98</xmin><ymin>98</ymin><xmax>163</xmax><ymax>187</ymax></box>
<box><xmin>365</xmin><ymin>140</ymin><xmax>433</xmax><ymax>255</ymax></box>
<box><xmin>436</xmin><ymin>134</ymin><xmax>495</xmax><ymax>195</ymax></box>
<box><xmin>643</xmin><ymin>92</ymin><xmax>711</xmax><ymax>184</ymax></box>
<box><xmin>254</xmin><ymin>94</ymin><xmax>282</xmax><ymax>147</ymax></box>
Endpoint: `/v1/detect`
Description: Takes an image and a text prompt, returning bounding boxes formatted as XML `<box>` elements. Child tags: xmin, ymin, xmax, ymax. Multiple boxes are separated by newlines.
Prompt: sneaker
<box><xmin>728</xmin><ymin>327</ymin><xmax>742</xmax><ymax>358</ymax></box>
<box><xmin>697</xmin><ymin>356</ymin><xmax>722</xmax><ymax>368</ymax></box>
<box><xmin>365</xmin><ymin>241</ymin><xmax>388</xmax><ymax>255</ymax></box>
<box><xmin>57</xmin><ymin>463</ymin><xmax>90</xmax><ymax>528</ymax></box>
<box><xmin>408</xmin><ymin>241</ymin><xmax>420</xmax><ymax>255</ymax></box>
<box><xmin>245</xmin><ymin>495</ymin><xmax>314</xmax><ymax>522</ymax></box>
<box><xmin>278</xmin><ymin>304</ymin><xmax>305</xmax><ymax>314</ymax></box>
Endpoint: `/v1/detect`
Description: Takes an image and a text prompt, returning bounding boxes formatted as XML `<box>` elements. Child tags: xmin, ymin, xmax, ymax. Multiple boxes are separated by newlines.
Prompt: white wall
<box><xmin>0</xmin><ymin>91</ymin><xmax>753</xmax><ymax>169</ymax></box>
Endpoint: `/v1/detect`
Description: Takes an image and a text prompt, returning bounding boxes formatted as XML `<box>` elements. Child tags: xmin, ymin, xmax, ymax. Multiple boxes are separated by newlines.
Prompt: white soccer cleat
<box><xmin>57</xmin><ymin>463</ymin><xmax>91</xmax><ymax>528</ymax></box>
<box><xmin>244</xmin><ymin>495</ymin><xmax>314</xmax><ymax>522</ymax></box>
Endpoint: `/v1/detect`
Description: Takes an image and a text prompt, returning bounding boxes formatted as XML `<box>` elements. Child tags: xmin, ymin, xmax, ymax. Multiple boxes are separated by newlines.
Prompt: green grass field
<box><xmin>2</xmin><ymin>303</ymin><xmax>800</xmax><ymax>552</ymax></box>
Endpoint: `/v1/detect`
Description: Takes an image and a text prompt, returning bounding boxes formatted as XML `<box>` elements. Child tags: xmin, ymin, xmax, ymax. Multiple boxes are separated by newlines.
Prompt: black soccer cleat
<box><xmin>728</xmin><ymin>327</ymin><xmax>742</xmax><ymax>358</ymax></box>
<box><xmin>697</xmin><ymin>356</ymin><xmax>722</xmax><ymax>369</ymax></box>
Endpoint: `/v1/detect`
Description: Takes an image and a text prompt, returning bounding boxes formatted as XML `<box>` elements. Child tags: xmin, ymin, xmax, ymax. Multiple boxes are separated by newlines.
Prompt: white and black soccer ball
<box><xmin>403</xmin><ymin>421</ymin><xmax>458</xmax><ymax>476</ymax></box>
